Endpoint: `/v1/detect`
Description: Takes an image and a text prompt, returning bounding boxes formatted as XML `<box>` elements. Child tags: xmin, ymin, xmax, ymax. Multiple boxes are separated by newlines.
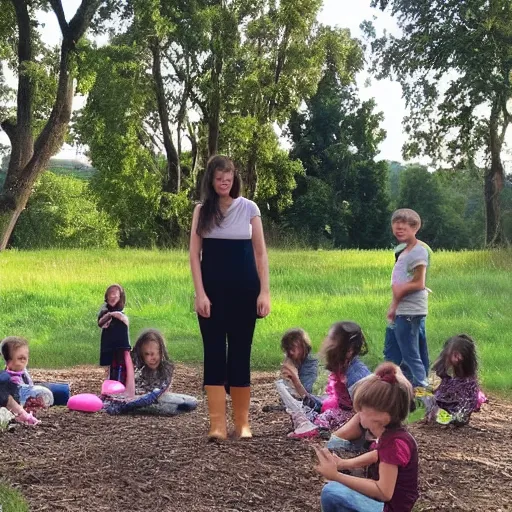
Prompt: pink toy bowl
<box><xmin>67</xmin><ymin>393</ymin><xmax>103</xmax><ymax>413</ymax></box>
<box><xmin>101</xmin><ymin>380</ymin><xmax>126</xmax><ymax>396</ymax></box>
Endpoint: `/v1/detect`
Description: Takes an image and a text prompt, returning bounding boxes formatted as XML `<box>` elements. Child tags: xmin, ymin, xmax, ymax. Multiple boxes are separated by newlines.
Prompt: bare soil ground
<box><xmin>0</xmin><ymin>365</ymin><xmax>511</xmax><ymax>512</ymax></box>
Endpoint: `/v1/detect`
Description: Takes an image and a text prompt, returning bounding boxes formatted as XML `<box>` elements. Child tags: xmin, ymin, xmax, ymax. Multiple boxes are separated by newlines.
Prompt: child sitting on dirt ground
<box><xmin>263</xmin><ymin>328</ymin><xmax>318</xmax><ymax>412</ymax></box>
<box><xmin>103</xmin><ymin>329</ymin><xmax>197</xmax><ymax>416</ymax></box>
<box><xmin>278</xmin><ymin>321</ymin><xmax>371</xmax><ymax>439</ymax></box>
<box><xmin>423</xmin><ymin>334</ymin><xmax>486</xmax><ymax>426</ymax></box>
<box><xmin>315</xmin><ymin>362</ymin><xmax>419</xmax><ymax>512</ymax></box>
<box><xmin>0</xmin><ymin>371</ymin><xmax>42</xmax><ymax>426</ymax></box>
<box><xmin>0</xmin><ymin>336</ymin><xmax>54</xmax><ymax>424</ymax></box>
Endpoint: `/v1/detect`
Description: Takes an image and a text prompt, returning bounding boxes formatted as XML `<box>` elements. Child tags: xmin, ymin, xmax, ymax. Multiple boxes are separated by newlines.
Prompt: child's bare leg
<box><xmin>123</xmin><ymin>351</ymin><xmax>135</xmax><ymax>398</ymax></box>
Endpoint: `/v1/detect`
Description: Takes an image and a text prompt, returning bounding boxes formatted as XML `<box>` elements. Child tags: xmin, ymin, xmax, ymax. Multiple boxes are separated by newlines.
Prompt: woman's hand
<box><xmin>314</xmin><ymin>446</ymin><xmax>341</xmax><ymax>481</ymax></box>
<box><xmin>257</xmin><ymin>291</ymin><xmax>271</xmax><ymax>318</ymax></box>
<box><xmin>195</xmin><ymin>293</ymin><xmax>212</xmax><ymax>318</ymax></box>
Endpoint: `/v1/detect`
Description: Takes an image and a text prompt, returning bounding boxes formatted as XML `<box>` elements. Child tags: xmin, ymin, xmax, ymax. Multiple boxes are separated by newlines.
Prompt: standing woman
<box><xmin>190</xmin><ymin>155</ymin><xmax>270</xmax><ymax>440</ymax></box>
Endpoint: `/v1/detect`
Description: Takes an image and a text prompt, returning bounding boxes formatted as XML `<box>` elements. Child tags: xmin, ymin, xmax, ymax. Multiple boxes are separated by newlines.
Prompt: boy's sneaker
<box><xmin>15</xmin><ymin>411</ymin><xmax>40</xmax><ymax>426</ymax></box>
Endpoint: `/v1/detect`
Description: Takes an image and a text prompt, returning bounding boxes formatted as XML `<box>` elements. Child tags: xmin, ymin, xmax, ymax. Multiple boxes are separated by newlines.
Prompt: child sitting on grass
<box><xmin>424</xmin><ymin>334</ymin><xmax>486</xmax><ymax>426</ymax></box>
<box><xmin>315</xmin><ymin>362</ymin><xmax>419</xmax><ymax>512</ymax></box>
<box><xmin>103</xmin><ymin>329</ymin><xmax>197</xmax><ymax>416</ymax></box>
<box><xmin>0</xmin><ymin>336</ymin><xmax>54</xmax><ymax>425</ymax></box>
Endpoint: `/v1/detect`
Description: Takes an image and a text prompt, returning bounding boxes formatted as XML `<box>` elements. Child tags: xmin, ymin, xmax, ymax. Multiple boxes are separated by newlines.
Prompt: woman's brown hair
<box><xmin>281</xmin><ymin>328</ymin><xmax>312</xmax><ymax>362</ymax></box>
<box><xmin>196</xmin><ymin>155</ymin><xmax>242</xmax><ymax>236</ymax></box>
<box><xmin>322</xmin><ymin>321</ymin><xmax>368</xmax><ymax>374</ymax></box>
<box><xmin>353</xmin><ymin>362</ymin><xmax>413</xmax><ymax>428</ymax></box>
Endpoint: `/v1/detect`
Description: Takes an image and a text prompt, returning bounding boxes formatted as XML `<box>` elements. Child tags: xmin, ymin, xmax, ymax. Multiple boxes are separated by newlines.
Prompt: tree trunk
<box><xmin>150</xmin><ymin>39</ymin><xmax>180</xmax><ymax>193</ymax></box>
<box><xmin>245</xmin><ymin>131</ymin><xmax>259</xmax><ymax>199</ymax></box>
<box><xmin>207</xmin><ymin>27</ymin><xmax>222</xmax><ymax>157</ymax></box>
<box><xmin>485</xmin><ymin>103</ymin><xmax>506</xmax><ymax>246</ymax></box>
<box><xmin>484</xmin><ymin>160</ymin><xmax>505</xmax><ymax>246</ymax></box>
<box><xmin>0</xmin><ymin>0</ymin><xmax>101</xmax><ymax>251</ymax></box>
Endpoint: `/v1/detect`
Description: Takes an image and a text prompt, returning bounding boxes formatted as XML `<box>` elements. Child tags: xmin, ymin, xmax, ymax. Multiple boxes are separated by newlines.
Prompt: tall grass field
<box><xmin>0</xmin><ymin>249</ymin><xmax>510</xmax><ymax>394</ymax></box>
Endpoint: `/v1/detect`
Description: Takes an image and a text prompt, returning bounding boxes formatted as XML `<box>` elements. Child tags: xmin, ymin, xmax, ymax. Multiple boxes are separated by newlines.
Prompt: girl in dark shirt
<box><xmin>315</xmin><ymin>362</ymin><xmax>419</xmax><ymax>512</ymax></box>
<box><xmin>98</xmin><ymin>284</ymin><xmax>135</xmax><ymax>397</ymax></box>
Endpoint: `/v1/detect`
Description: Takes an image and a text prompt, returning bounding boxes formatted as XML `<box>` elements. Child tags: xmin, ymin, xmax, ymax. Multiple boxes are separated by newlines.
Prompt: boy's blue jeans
<box><xmin>321</xmin><ymin>481</ymin><xmax>384</xmax><ymax>512</ymax></box>
<box><xmin>384</xmin><ymin>315</ymin><xmax>429</xmax><ymax>387</ymax></box>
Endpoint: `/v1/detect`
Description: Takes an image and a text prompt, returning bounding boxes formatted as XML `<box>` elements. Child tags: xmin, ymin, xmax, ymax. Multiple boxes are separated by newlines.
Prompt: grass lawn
<box><xmin>0</xmin><ymin>483</ymin><xmax>29</xmax><ymax>512</ymax></box>
<box><xmin>0</xmin><ymin>249</ymin><xmax>510</xmax><ymax>393</ymax></box>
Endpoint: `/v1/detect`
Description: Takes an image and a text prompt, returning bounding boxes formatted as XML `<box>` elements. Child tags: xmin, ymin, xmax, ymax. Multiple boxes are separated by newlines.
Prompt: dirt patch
<box><xmin>0</xmin><ymin>366</ymin><xmax>510</xmax><ymax>512</ymax></box>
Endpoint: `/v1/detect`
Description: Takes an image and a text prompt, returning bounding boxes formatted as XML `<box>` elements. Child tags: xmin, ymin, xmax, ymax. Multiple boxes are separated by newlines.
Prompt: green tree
<box><xmin>73</xmin><ymin>43</ymin><xmax>164</xmax><ymax>247</ymax></box>
<box><xmin>0</xmin><ymin>0</ymin><xmax>104</xmax><ymax>250</ymax></box>
<box><xmin>397</xmin><ymin>165</ymin><xmax>475</xmax><ymax>249</ymax></box>
<box><xmin>289</xmin><ymin>43</ymin><xmax>390</xmax><ymax>248</ymax></box>
<box><xmin>367</xmin><ymin>0</ymin><xmax>512</xmax><ymax>245</ymax></box>
<box><xmin>13</xmin><ymin>172</ymin><xmax>118</xmax><ymax>249</ymax></box>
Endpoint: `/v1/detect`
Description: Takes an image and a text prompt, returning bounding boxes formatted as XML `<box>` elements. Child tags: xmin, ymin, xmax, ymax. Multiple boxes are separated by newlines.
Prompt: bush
<box><xmin>12</xmin><ymin>172</ymin><xmax>119</xmax><ymax>249</ymax></box>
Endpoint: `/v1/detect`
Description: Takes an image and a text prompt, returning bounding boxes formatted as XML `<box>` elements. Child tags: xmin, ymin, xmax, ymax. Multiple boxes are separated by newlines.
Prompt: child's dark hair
<box><xmin>353</xmin><ymin>362</ymin><xmax>413</xmax><ymax>428</ymax></box>
<box><xmin>322</xmin><ymin>321</ymin><xmax>368</xmax><ymax>374</ymax></box>
<box><xmin>132</xmin><ymin>329</ymin><xmax>174</xmax><ymax>384</ymax></box>
<box><xmin>1</xmin><ymin>336</ymin><xmax>29</xmax><ymax>363</ymax></box>
<box><xmin>432</xmin><ymin>334</ymin><xmax>478</xmax><ymax>379</ymax></box>
<box><xmin>281</xmin><ymin>328</ymin><xmax>311</xmax><ymax>361</ymax></box>
<box><xmin>104</xmin><ymin>284</ymin><xmax>126</xmax><ymax>310</ymax></box>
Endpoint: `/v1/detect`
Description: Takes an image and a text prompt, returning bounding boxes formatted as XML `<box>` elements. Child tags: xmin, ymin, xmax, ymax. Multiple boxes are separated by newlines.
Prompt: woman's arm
<box><xmin>189</xmin><ymin>204</ymin><xmax>211</xmax><ymax>318</ymax></box>
<box><xmin>251</xmin><ymin>216</ymin><xmax>270</xmax><ymax>317</ymax></box>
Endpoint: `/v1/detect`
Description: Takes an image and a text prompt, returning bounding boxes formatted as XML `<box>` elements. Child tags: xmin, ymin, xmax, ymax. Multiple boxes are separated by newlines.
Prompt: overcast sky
<box><xmin>2</xmin><ymin>0</ymin><xmax>408</xmax><ymax>163</ymax></box>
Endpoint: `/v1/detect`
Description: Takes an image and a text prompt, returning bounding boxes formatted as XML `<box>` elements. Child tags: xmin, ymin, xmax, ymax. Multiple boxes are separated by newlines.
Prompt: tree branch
<box><xmin>0</xmin><ymin>120</ymin><xmax>16</xmax><ymax>145</ymax></box>
<box><xmin>33</xmin><ymin>0</ymin><xmax>102</xmax><ymax>158</ymax></box>
<box><xmin>68</xmin><ymin>0</ymin><xmax>102</xmax><ymax>43</ymax></box>
<box><xmin>9</xmin><ymin>0</ymin><xmax>34</xmax><ymax>169</ymax></box>
<box><xmin>48</xmin><ymin>0</ymin><xmax>69</xmax><ymax>38</ymax></box>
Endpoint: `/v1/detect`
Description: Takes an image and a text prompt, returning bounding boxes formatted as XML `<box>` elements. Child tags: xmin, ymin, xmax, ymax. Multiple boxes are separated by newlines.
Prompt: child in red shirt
<box><xmin>315</xmin><ymin>362</ymin><xmax>419</xmax><ymax>512</ymax></box>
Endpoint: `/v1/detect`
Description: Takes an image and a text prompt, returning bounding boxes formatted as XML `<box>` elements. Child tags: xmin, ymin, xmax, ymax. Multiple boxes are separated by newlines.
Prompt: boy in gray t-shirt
<box><xmin>384</xmin><ymin>209</ymin><xmax>430</xmax><ymax>388</ymax></box>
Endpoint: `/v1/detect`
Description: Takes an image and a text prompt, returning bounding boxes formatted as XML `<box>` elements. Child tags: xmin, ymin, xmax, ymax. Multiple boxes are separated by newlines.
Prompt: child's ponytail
<box><xmin>353</xmin><ymin>362</ymin><xmax>413</xmax><ymax>427</ymax></box>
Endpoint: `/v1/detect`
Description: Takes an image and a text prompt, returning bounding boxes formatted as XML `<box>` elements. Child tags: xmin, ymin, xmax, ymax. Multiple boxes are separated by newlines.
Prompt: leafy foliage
<box><xmin>366</xmin><ymin>0</ymin><xmax>512</xmax><ymax>244</ymax></box>
<box><xmin>13</xmin><ymin>172</ymin><xmax>118</xmax><ymax>249</ymax></box>
<box><xmin>288</xmin><ymin>48</ymin><xmax>390</xmax><ymax>249</ymax></box>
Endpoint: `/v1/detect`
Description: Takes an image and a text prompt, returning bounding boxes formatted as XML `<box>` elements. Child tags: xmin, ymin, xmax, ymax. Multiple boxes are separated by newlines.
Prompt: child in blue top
<box><xmin>279</xmin><ymin>328</ymin><xmax>318</xmax><ymax>396</ymax></box>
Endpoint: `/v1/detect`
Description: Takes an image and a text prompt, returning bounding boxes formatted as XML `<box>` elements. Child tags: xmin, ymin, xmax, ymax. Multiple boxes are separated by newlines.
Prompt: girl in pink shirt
<box><xmin>315</xmin><ymin>362</ymin><xmax>419</xmax><ymax>512</ymax></box>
